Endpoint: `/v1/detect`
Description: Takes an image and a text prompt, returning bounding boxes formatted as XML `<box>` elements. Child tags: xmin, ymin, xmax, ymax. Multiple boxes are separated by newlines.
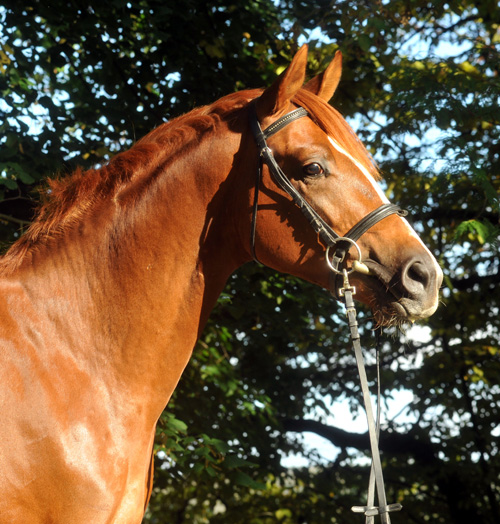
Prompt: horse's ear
<box><xmin>255</xmin><ymin>45</ymin><xmax>308</xmax><ymax>118</ymax></box>
<box><xmin>304</xmin><ymin>51</ymin><xmax>342</xmax><ymax>101</ymax></box>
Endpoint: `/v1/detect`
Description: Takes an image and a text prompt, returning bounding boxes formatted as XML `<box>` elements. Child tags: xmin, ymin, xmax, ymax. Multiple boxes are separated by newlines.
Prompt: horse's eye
<box><xmin>303</xmin><ymin>162</ymin><xmax>324</xmax><ymax>177</ymax></box>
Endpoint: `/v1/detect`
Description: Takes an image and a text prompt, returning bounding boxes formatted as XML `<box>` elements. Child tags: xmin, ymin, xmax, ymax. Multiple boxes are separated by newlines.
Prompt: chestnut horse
<box><xmin>0</xmin><ymin>46</ymin><xmax>442</xmax><ymax>523</ymax></box>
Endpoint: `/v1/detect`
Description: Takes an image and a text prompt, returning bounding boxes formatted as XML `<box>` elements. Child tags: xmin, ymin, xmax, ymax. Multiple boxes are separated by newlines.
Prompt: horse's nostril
<box><xmin>400</xmin><ymin>258</ymin><xmax>434</xmax><ymax>299</ymax></box>
<box><xmin>393</xmin><ymin>255</ymin><xmax>442</xmax><ymax>320</ymax></box>
<box><xmin>407</xmin><ymin>261</ymin><xmax>429</xmax><ymax>287</ymax></box>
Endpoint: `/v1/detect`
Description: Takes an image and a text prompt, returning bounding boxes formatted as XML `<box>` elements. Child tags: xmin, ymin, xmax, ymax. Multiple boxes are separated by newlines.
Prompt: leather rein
<box><xmin>249</xmin><ymin>99</ymin><xmax>404</xmax><ymax>523</ymax></box>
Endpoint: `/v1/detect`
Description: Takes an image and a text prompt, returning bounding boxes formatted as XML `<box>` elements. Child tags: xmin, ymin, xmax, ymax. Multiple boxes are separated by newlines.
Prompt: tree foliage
<box><xmin>1</xmin><ymin>1</ymin><xmax>499</xmax><ymax>523</ymax></box>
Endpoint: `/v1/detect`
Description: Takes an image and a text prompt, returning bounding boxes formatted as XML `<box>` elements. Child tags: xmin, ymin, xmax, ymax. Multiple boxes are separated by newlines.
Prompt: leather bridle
<box><xmin>249</xmin><ymin>99</ymin><xmax>405</xmax><ymax>523</ymax></box>
<box><xmin>248</xmin><ymin>100</ymin><xmax>407</xmax><ymax>295</ymax></box>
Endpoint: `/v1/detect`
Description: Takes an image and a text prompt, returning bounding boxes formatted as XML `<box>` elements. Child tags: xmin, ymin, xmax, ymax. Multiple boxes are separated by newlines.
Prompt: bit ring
<box><xmin>326</xmin><ymin>237</ymin><xmax>363</xmax><ymax>275</ymax></box>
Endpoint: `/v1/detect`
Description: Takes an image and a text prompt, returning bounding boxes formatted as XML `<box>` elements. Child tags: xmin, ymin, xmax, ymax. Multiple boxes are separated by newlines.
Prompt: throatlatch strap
<box><xmin>250</xmin><ymin>158</ymin><xmax>263</xmax><ymax>263</ymax></box>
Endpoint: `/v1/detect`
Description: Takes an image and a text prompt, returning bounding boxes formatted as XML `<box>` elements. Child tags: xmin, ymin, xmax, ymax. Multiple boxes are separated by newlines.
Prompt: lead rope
<box><xmin>365</xmin><ymin>331</ymin><xmax>383</xmax><ymax>524</ymax></box>
<box><xmin>337</xmin><ymin>269</ymin><xmax>402</xmax><ymax>523</ymax></box>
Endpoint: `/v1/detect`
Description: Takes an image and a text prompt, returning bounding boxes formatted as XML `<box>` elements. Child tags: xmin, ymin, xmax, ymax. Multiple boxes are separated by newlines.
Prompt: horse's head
<box><xmin>244</xmin><ymin>46</ymin><xmax>442</xmax><ymax>326</ymax></box>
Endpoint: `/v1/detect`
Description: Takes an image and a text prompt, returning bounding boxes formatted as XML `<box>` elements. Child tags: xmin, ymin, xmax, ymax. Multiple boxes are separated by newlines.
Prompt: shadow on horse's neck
<box><xmin>4</xmin><ymin>110</ymin><xmax>250</xmax><ymax>419</ymax></box>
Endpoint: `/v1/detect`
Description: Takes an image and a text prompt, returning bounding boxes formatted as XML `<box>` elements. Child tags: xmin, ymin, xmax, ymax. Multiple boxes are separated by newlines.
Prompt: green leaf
<box><xmin>454</xmin><ymin>219</ymin><xmax>499</xmax><ymax>245</ymax></box>
<box><xmin>233</xmin><ymin>471</ymin><xmax>266</xmax><ymax>490</ymax></box>
<box><xmin>276</xmin><ymin>508</ymin><xmax>293</xmax><ymax>520</ymax></box>
<box><xmin>161</xmin><ymin>413</ymin><xmax>188</xmax><ymax>434</ymax></box>
<box><xmin>358</xmin><ymin>34</ymin><xmax>372</xmax><ymax>52</ymax></box>
<box><xmin>223</xmin><ymin>454</ymin><xmax>257</xmax><ymax>469</ymax></box>
<box><xmin>0</xmin><ymin>177</ymin><xmax>18</xmax><ymax>190</ymax></box>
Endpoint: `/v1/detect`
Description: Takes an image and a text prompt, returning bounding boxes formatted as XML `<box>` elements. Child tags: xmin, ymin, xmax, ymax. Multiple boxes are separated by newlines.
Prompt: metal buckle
<box><xmin>352</xmin><ymin>503</ymin><xmax>403</xmax><ymax>516</ymax></box>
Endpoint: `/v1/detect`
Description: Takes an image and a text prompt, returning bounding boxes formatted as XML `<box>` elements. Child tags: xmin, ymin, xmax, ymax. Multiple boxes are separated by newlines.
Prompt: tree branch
<box><xmin>450</xmin><ymin>270</ymin><xmax>500</xmax><ymax>291</ymax></box>
<box><xmin>283</xmin><ymin>418</ymin><xmax>437</xmax><ymax>464</ymax></box>
<box><xmin>0</xmin><ymin>213</ymin><xmax>31</xmax><ymax>227</ymax></box>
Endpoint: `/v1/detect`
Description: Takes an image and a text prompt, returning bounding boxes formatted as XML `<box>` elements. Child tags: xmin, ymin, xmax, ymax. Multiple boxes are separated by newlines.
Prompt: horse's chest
<box><xmin>0</xmin><ymin>428</ymin><xmax>150</xmax><ymax>523</ymax></box>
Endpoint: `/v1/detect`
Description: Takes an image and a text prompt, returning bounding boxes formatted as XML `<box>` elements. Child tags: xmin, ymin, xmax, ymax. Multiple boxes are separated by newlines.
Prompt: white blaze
<box><xmin>327</xmin><ymin>136</ymin><xmax>390</xmax><ymax>204</ymax></box>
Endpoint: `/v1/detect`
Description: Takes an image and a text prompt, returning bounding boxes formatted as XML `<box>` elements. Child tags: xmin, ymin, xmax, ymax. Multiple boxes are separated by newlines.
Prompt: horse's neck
<box><xmin>15</xmin><ymin>129</ymin><xmax>246</xmax><ymax>425</ymax></box>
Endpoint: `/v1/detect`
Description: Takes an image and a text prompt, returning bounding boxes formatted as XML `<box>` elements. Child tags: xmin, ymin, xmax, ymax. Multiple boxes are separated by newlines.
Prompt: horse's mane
<box><xmin>0</xmin><ymin>91</ymin><xmax>253</xmax><ymax>273</ymax></box>
<box><xmin>0</xmin><ymin>86</ymin><xmax>377</xmax><ymax>274</ymax></box>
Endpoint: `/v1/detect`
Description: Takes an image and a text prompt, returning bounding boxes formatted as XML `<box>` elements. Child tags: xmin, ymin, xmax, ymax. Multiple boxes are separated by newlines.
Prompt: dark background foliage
<box><xmin>1</xmin><ymin>1</ymin><xmax>498</xmax><ymax>522</ymax></box>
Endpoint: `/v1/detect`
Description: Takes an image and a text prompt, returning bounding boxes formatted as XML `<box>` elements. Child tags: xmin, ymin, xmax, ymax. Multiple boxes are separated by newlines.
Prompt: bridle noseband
<box><xmin>248</xmin><ymin>100</ymin><xmax>407</xmax><ymax>294</ymax></box>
